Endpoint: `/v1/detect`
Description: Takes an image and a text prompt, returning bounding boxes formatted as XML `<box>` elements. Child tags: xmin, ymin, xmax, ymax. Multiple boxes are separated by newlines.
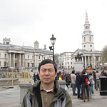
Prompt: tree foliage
<box><xmin>101</xmin><ymin>45</ymin><xmax>107</xmax><ymax>63</ymax></box>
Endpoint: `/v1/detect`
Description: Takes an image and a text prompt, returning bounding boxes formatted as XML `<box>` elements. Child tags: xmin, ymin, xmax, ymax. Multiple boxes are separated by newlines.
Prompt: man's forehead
<box><xmin>41</xmin><ymin>63</ymin><xmax>54</xmax><ymax>67</ymax></box>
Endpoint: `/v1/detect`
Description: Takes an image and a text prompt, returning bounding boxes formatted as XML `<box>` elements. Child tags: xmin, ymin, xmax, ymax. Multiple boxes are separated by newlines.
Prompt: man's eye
<box><xmin>41</xmin><ymin>68</ymin><xmax>54</xmax><ymax>72</ymax></box>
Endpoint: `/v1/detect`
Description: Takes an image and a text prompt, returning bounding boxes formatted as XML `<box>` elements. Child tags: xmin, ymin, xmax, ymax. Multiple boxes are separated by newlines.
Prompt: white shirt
<box><xmin>70</xmin><ymin>73</ymin><xmax>76</xmax><ymax>84</ymax></box>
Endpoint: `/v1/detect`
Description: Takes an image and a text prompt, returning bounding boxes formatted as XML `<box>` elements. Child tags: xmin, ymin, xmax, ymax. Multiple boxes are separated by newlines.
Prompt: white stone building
<box><xmin>59</xmin><ymin>52</ymin><xmax>73</xmax><ymax>70</ymax></box>
<box><xmin>0</xmin><ymin>38</ymin><xmax>53</xmax><ymax>70</ymax></box>
<box><xmin>59</xmin><ymin>12</ymin><xmax>102</xmax><ymax>72</ymax></box>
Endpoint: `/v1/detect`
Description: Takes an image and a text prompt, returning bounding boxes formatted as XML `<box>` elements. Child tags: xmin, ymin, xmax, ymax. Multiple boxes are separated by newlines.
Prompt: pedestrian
<box><xmin>33</xmin><ymin>73</ymin><xmax>36</xmax><ymax>82</ymax></box>
<box><xmin>76</xmin><ymin>71</ymin><xmax>81</xmax><ymax>99</ymax></box>
<box><xmin>89</xmin><ymin>72</ymin><xmax>94</xmax><ymax>96</ymax></box>
<box><xmin>81</xmin><ymin>69</ymin><xmax>90</xmax><ymax>102</ymax></box>
<box><xmin>93</xmin><ymin>71</ymin><xmax>96</xmax><ymax>90</ymax></box>
<box><xmin>70</xmin><ymin>70</ymin><xmax>76</xmax><ymax>96</ymax></box>
<box><xmin>33</xmin><ymin>72</ymin><xmax>40</xmax><ymax>83</ymax></box>
<box><xmin>96</xmin><ymin>71</ymin><xmax>100</xmax><ymax>91</ymax></box>
<box><xmin>21</xmin><ymin>59</ymin><xmax>72</xmax><ymax>107</ymax></box>
<box><xmin>65</xmin><ymin>72</ymin><xmax>71</xmax><ymax>88</ymax></box>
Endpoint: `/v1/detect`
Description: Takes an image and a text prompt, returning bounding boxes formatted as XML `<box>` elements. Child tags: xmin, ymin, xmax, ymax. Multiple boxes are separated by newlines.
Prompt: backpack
<box><xmin>84</xmin><ymin>77</ymin><xmax>89</xmax><ymax>85</ymax></box>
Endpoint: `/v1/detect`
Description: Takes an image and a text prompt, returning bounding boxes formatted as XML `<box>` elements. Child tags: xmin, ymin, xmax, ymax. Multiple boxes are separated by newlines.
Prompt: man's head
<box><xmin>38</xmin><ymin>59</ymin><xmax>57</xmax><ymax>84</ymax></box>
<box><xmin>38</xmin><ymin>59</ymin><xmax>57</xmax><ymax>72</ymax></box>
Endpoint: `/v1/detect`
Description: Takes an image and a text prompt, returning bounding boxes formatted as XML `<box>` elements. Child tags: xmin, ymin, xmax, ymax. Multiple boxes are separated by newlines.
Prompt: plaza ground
<box><xmin>0</xmin><ymin>85</ymin><xmax>107</xmax><ymax>107</ymax></box>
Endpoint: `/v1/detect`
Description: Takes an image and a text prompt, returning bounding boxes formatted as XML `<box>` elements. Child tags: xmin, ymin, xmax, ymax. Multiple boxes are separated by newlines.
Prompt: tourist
<box><xmin>21</xmin><ymin>59</ymin><xmax>72</xmax><ymax>107</ymax></box>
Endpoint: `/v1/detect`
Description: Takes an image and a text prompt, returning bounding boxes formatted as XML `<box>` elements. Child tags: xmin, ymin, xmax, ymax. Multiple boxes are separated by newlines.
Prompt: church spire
<box><xmin>82</xmin><ymin>12</ymin><xmax>94</xmax><ymax>51</ymax></box>
<box><xmin>84</xmin><ymin>11</ymin><xmax>90</xmax><ymax>30</ymax></box>
<box><xmin>85</xmin><ymin>11</ymin><xmax>89</xmax><ymax>24</ymax></box>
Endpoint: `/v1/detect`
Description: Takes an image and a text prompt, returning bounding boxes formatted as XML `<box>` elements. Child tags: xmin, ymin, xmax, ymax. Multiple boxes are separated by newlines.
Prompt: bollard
<box><xmin>19</xmin><ymin>84</ymin><xmax>32</xmax><ymax>104</ymax></box>
<box><xmin>99</xmin><ymin>76</ymin><xmax>107</xmax><ymax>95</ymax></box>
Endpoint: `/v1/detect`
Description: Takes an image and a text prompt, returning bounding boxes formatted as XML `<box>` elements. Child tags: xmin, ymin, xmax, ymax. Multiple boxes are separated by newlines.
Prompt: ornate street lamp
<box><xmin>50</xmin><ymin>34</ymin><xmax>56</xmax><ymax>62</ymax></box>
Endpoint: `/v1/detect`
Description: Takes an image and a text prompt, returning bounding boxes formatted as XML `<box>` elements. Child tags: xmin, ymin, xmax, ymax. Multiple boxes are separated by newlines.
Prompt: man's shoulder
<box><xmin>59</xmin><ymin>87</ymin><xmax>66</xmax><ymax>93</ymax></box>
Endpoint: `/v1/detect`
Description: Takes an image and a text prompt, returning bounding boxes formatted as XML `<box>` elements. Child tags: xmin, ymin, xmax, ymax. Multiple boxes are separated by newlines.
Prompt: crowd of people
<box><xmin>46</xmin><ymin>67</ymin><xmax>103</xmax><ymax>102</ymax></box>
<box><xmin>33</xmin><ymin>67</ymin><xmax>103</xmax><ymax>102</ymax></box>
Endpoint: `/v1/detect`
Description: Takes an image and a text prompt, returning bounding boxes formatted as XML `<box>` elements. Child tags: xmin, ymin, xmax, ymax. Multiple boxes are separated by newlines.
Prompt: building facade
<box><xmin>0</xmin><ymin>38</ymin><xmax>52</xmax><ymax>70</ymax></box>
<box><xmin>59</xmin><ymin>52</ymin><xmax>73</xmax><ymax>70</ymax></box>
<box><xmin>0</xmin><ymin>12</ymin><xmax>102</xmax><ymax>72</ymax></box>
<box><xmin>59</xmin><ymin>12</ymin><xmax>102</xmax><ymax>71</ymax></box>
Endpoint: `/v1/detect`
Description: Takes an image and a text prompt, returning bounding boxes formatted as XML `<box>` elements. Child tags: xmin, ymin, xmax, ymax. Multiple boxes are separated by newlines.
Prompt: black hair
<box><xmin>38</xmin><ymin>59</ymin><xmax>57</xmax><ymax>72</ymax></box>
<box><xmin>72</xmin><ymin>70</ymin><xmax>75</xmax><ymax>74</ymax></box>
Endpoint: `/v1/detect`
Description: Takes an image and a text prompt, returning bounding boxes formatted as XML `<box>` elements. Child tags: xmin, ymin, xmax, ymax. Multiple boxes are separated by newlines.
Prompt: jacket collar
<box><xmin>32</xmin><ymin>80</ymin><xmax>59</xmax><ymax>94</ymax></box>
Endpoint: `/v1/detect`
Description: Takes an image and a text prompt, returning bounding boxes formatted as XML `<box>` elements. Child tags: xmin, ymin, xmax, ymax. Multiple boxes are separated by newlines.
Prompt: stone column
<box><xmin>19</xmin><ymin>54</ymin><xmax>21</xmax><ymax>67</ymax></box>
<box><xmin>82</xmin><ymin>56</ymin><xmax>83</xmax><ymax>62</ymax></box>
<box><xmin>22</xmin><ymin>54</ymin><xmax>24</xmax><ymax>67</ymax></box>
<box><xmin>93</xmin><ymin>56</ymin><xmax>96</xmax><ymax>68</ymax></box>
<box><xmin>9</xmin><ymin>53</ymin><xmax>11</xmax><ymax>67</ymax></box>
<box><xmin>88</xmin><ymin>56</ymin><xmax>90</xmax><ymax>65</ymax></box>
<box><xmin>13</xmin><ymin>53</ymin><xmax>15</xmax><ymax>67</ymax></box>
<box><xmin>85</xmin><ymin>56</ymin><xmax>87</xmax><ymax>68</ymax></box>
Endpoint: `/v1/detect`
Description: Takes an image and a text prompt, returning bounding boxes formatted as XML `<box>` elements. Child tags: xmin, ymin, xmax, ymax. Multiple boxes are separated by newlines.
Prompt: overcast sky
<box><xmin>0</xmin><ymin>0</ymin><xmax>107</xmax><ymax>53</ymax></box>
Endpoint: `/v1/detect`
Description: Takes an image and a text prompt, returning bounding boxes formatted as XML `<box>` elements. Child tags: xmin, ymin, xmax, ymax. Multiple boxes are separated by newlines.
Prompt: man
<box><xmin>75</xmin><ymin>72</ymin><xmax>81</xmax><ymax>99</ymax></box>
<box><xmin>81</xmin><ymin>69</ymin><xmax>89</xmax><ymax>102</ymax></box>
<box><xmin>21</xmin><ymin>59</ymin><xmax>72</xmax><ymax>107</ymax></box>
<box><xmin>70</xmin><ymin>70</ymin><xmax>76</xmax><ymax>95</ymax></box>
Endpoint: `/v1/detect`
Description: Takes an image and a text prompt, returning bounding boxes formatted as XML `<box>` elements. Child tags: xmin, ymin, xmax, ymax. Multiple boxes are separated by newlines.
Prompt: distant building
<box><xmin>0</xmin><ymin>38</ymin><xmax>52</xmax><ymax>70</ymax></box>
<box><xmin>59</xmin><ymin>52</ymin><xmax>73</xmax><ymax>70</ymax></box>
<box><xmin>59</xmin><ymin>12</ymin><xmax>102</xmax><ymax>71</ymax></box>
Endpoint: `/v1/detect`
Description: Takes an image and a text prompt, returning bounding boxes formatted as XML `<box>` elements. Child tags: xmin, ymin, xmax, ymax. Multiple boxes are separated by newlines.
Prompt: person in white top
<box><xmin>96</xmin><ymin>71</ymin><xmax>100</xmax><ymax>91</ymax></box>
<box><xmin>71</xmin><ymin>70</ymin><xmax>76</xmax><ymax>95</ymax></box>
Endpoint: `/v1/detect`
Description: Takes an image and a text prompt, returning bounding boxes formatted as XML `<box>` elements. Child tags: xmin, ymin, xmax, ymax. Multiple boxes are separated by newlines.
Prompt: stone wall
<box><xmin>0</xmin><ymin>78</ymin><xmax>19</xmax><ymax>86</ymax></box>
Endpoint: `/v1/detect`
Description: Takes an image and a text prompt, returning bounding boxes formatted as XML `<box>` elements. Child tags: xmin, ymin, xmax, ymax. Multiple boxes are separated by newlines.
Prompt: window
<box><xmin>85</xmin><ymin>26</ymin><xmax>89</xmax><ymax>29</ymax></box>
<box><xmin>89</xmin><ymin>37</ymin><xmax>91</xmax><ymax>42</ymax></box>
<box><xmin>28</xmin><ymin>63</ymin><xmax>29</xmax><ymax>67</ymax></box>
<box><xmin>96</xmin><ymin>56</ymin><xmax>99</xmax><ymax>61</ymax></box>
<box><xmin>15</xmin><ymin>63</ymin><xmax>17</xmax><ymax>67</ymax></box>
<box><xmin>4</xmin><ymin>62</ymin><xmax>7</xmax><ymax>67</ymax></box>
<box><xmin>5</xmin><ymin>54</ymin><xmax>7</xmax><ymax>58</ymax></box>
<box><xmin>32</xmin><ymin>63</ymin><xmax>34</xmax><ymax>67</ymax></box>
<box><xmin>15</xmin><ymin>54</ymin><xmax>17</xmax><ymax>58</ymax></box>
<box><xmin>84</xmin><ymin>37</ymin><xmax>85</xmax><ymax>42</ymax></box>
<box><xmin>39</xmin><ymin>55</ymin><xmax>40</xmax><ymax>59</ymax></box>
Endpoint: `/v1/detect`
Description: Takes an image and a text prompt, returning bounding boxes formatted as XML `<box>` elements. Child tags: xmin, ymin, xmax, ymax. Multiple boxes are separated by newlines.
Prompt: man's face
<box><xmin>38</xmin><ymin>63</ymin><xmax>57</xmax><ymax>84</ymax></box>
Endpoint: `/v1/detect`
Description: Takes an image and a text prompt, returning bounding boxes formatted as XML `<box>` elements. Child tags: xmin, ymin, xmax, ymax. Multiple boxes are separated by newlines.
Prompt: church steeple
<box><xmin>82</xmin><ymin>12</ymin><xmax>94</xmax><ymax>51</ymax></box>
<box><xmin>85</xmin><ymin>12</ymin><xmax>89</xmax><ymax>24</ymax></box>
<box><xmin>84</xmin><ymin>12</ymin><xmax>90</xmax><ymax>30</ymax></box>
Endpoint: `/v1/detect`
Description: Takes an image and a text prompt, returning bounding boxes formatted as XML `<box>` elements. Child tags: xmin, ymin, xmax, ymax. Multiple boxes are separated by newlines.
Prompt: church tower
<box><xmin>82</xmin><ymin>12</ymin><xmax>94</xmax><ymax>51</ymax></box>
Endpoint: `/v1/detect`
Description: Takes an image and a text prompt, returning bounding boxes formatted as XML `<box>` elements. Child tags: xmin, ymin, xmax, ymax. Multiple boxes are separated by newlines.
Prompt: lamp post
<box><xmin>50</xmin><ymin>34</ymin><xmax>56</xmax><ymax>62</ymax></box>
